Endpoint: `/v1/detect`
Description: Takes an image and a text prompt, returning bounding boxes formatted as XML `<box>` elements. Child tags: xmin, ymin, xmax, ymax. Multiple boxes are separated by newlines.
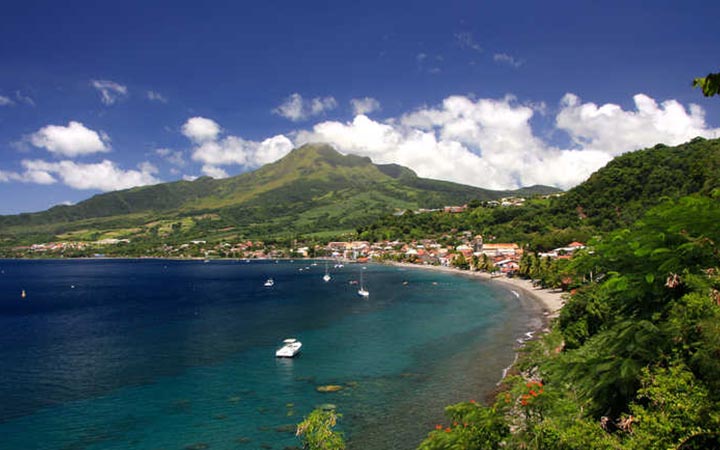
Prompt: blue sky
<box><xmin>1</xmin><ymin>0</ymin><xmax>719</xmax><ymax>214</ymax></box>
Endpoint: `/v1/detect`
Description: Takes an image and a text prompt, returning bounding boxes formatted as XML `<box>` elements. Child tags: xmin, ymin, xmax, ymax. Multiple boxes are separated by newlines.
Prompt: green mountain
<box><xmin>356</xmin><ymin>137</ymin><xmax>720</xmax><ymax>249</ymax></box>
<box><xmin>550</xmin><ymin>136</ymin><xmax>720</xmax><ymax>228</ymax></box>
<box><xmin>0</xmin><ymin>143</ymin><xmax>560</xmax><ymax>245</ymax></box>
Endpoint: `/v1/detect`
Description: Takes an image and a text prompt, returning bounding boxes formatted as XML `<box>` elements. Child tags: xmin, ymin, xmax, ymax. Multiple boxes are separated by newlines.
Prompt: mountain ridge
<box><xmin>0</xmin><ymin>143</ymin><xmax>561</xmax><ymax>243</ymax></box>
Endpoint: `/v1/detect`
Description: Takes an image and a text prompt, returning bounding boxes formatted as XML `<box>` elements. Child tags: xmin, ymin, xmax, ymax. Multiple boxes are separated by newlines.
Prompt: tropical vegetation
<box><xmin>0</xmin><ymin>143</ymin><xmax>558</xmax><ymax>251</ymax></box>
<box><xmin>416</xmin><ymin>194</ymin><xmax>720</xmax><ymax>449</ymax></box>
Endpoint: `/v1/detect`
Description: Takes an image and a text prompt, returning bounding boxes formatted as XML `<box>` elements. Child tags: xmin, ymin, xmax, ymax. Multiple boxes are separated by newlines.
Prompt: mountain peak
<box><xmin>283</xmin><ymin>143</ymin><xmax>372</xmax><ymax>167</ymax></box>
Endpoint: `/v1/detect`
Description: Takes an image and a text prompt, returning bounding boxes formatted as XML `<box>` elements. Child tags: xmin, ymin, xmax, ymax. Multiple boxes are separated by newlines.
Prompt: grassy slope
<box><xmin>0</xmin><ymin>143</ymin><xmax>561</xmax><ymax>243</ymax></box>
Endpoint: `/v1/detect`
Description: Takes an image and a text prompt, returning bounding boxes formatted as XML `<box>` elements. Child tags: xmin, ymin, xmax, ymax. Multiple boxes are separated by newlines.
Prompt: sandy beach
<box><xmin>387</xmin><ymin>262</ymin><xmax>565</xmax><ymax>318</ymax></box>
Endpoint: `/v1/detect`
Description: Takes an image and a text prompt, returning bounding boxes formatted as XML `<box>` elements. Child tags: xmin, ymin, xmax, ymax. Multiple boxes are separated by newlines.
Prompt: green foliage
<box><xmin>418</xmin><ymin>401</ymin><xmax>508</xmax><ymax>450</ymax></box>
<box><xmin>693</xmin><ymin>72</ymin><xmax>720</xmax><ymax>97</ymax></box>
<box><xmin>627</xmin><ymin>363</ymin><xmax>720</xmax><ymax>450</ymax></box>
<box><xmin>418</xmin><ymin>192</ymin><xmax>720</xmax><ymax>450</ymax></box>
<box><xmin>451</xmin><ymin>253</ymin><xmax>470</xmax><ymax>270</ymax></box>
<box><xmin>554</xmin><ymin>137</ymin><xmax>720</xmax><ymax>230</ymax></box>
<box><xmin>296</xmin><ymin>408</ymin><xmax>345</xmax><ymax>450</ymax></box>
<box><xmin>554</xmin><ymin>195</ymin><xmax>720</xmax><ymax>416</ymax></box>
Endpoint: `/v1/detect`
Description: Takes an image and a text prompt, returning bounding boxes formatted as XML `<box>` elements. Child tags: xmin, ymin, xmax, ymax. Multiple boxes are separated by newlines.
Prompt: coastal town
<box><xmin>4</xmin><ymin>197</ymin><xmax>585</xmax><ymax>269</ymax></box>
<box><xmin>7</xmin><ymin>230</ymin><xmax>586</xmax><ymax>277</ymax></box>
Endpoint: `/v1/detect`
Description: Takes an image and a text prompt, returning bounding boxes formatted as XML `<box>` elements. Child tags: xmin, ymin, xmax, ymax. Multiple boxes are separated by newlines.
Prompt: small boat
<box><xmin>21</xmin><ymin>289</ymin><xmax>26</xmax><ymax>299</ymax></box>
<box><xmin>323</xmin><ymin>262</ymin><xmax>331</xmax><ymax>282</ymax></box>
<box><xmin>357</xmin><ymin>272</ymin><xmax>369</xmax><ymax>298</ymax></box>
<box><xmin>275</xmin><ymin>338</ymin><xmax>302</xmax><ymax>358</ymax></box>
<box><xmin>264</xmin><ymin>278</ymin><xmax>274</xmax><ymax>287</ymax></box>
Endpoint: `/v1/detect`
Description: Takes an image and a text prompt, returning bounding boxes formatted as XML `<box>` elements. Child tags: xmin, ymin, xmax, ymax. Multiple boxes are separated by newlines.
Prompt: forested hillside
<box><xmin>358</xmin><ymin>137</ymin><xmax>720</xmax><ymax>250</ymax></box>
<box><xmin>0</xmin><ymin>144</ymin><xmax>559</xmax><ymax>247</ymax></box>
<box><xmin>418</xmin><ymin>194</ymin><xmax>720</xmax><ymax>449</ymax></box>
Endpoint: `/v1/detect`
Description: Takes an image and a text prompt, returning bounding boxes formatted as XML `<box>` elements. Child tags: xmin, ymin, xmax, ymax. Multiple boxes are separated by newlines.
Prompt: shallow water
<box><xmin>0</xmin><ymin>259</ymin><xmax>541</xmax><ymax>449</ymax></box>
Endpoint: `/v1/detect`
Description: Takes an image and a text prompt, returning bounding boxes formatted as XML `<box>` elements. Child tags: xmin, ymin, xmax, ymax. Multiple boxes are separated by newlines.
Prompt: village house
<box><xmin>539</xmin><ymin>242</ymin><xmax>586</xmax><ymax>259</ymax></box>
<box><xmin>478</xmin><ymin>243</ymin><xmax>522</xmax><ymax>258</ymax></box>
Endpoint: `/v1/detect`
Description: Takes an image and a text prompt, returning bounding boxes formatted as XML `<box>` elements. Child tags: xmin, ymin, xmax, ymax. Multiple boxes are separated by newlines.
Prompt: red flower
<box><xmin>435</xmin><ymin>424</ymin><xmax>443</xmax><ymax>430</ymax></box>
<box><xmin>445</xmin><ymin>427</ymin><xmax>451</xmax><ymax>433</ymax></box>
<box><xmin>469</xmin><ymin>399</ymin><xmax>476</xmax><ymax>404</ymax></box>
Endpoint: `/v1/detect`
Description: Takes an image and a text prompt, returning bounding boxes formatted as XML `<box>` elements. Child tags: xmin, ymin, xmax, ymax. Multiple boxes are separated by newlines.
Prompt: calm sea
<box><xmin>0</xmin><ymin>259</ymin><xmax>541</xmax><ymax>450</ymax></box>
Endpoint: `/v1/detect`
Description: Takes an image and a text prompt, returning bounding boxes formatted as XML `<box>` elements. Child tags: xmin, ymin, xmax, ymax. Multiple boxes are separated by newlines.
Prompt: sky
<box><xmin>1</xmin><ymin>0</ymin><xmax>719</xmax><ymax>214</ymax></box>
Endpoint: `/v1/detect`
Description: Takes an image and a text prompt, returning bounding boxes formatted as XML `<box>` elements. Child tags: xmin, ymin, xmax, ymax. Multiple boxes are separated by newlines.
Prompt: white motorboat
<box><xmin>264</xmin><ymin>278</ymin><xmax>274</xmax><ymax>287</ymax></box>
<box><xmin>275</xmin><ymin>338</ymin><xmax>302</xmax><ymax>358</ymax></box>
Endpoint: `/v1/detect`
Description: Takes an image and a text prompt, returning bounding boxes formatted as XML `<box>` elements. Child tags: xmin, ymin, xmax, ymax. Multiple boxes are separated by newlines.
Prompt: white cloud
<box><xmin>155</xmin><ymin>148</ymin><xmax>185</xmax><ymax>166</ymax></box>
<box><xmin>19</xmin><ymin>159</ymin><xmax>160</xmax><ymax>191</ymax></box>
<box><xmin>0</xmin><ymin>170</ymin><xmax>22</xmax><ymax>182</ymax></box>
<box><xmin>273</xmin><ymin>93</ymin><xmax>338</xmax><ymax>122</ymax></box>
<box><xmin>182</xmin><ymin>117</ymin><xmax>221</xmax><ymax>143</ymax></box>
<box><xmin>147</xmin><ymin>90</ymin><xmax>168</xmax><ymax>103</ymax></box>
<box><xmin>295</xmin><ymin>93</ymin><xmax>720</xmax><ymax>190</ymax></box>
<box><xmin>29</xmin><ymin>121</ymin><xmax>110</xmax><ymax>157</ymax></box>
<box><xmin>15</xmin><ymin>91</ymin><xmax>35</xmax><ymax>106</ymax></box>
<box><xmin>556</xmin><ymin>93</ymin><xmax>720</xmax><ymax>155</ymax></box>
<box><xmin>190</xmin><ymin>133</ymin><xmax>294</xmax><ymax>169</ymax></box>
<box><xmin>183</xmin><ymin>117</ymin><xmax>294</xmax><ymax>173</ymax></box>
<box><xmin>350</xmin><ymin>97</ymin><xmax>381</xmax><ymax>115</ymax></box>
<box><xmin>455</xmin><ymin>32</ymin><xmax>483</xmax><ymax>52</ymax></box>
<box><xmin>90</xmin><ymin>79</ymin><xmax>128</xmax><ymax>105</ymax></box>
<box><xmin>201</xmin><ymin>165</ymin><xmax>229</xmax><ymax>179</ymax></box>
<box><xmin>183</xmin><ymin>174</ymin><xmax>198</xmax><ymax>181</ymax></box>
<box><xmin>0</xmin><ymin>95</ymin><xmax>14</xmax><ymax>106</ymax></box>
<box><xmin>493</xmin><ymin>53</ymin><xmax>524</xmax><ymax>68</ymax></box>
<box><xmin>0</xmin><ymin>168</ymin><xmax>56</xmax><ymax>184</ymax></box>
<box><xmin>311</xmin><ymin>97</ymin><xmax>338</xmax><ymax>115</ymax></box>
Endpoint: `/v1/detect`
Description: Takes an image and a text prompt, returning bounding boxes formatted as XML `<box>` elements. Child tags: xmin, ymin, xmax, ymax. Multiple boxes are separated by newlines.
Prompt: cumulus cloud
<box><xmin>147</xmin><ymin>90</ymin><xmax>168</xmax><ymax>103</ymax></box>
<box><xmin>182</xmin><ymin>117</ymin><xmax>221</xmax><ymax>143</ymax></box>
<box><xmin>295</xmin><ymin>93</ymin><xmax>720</xmax><ymax>190</ymax></box>
<box><xmin>90</xmin><ymin>79</ymin><xmax>128</xmax><ymax>105</ymax></box>
<box><xmin>0</xmin><ymin>95</ymin><xmax>14</xmax><ymax>106</ymax></box>
<box><xmin>29</xmin><ymin>121</ymin><xmax>109</xmax><ymax>157</ymax></box>
<box><xmin>182</xmin><ymin>116</ymin><xmax>294</xmax><ymax>177</ymax></box>
<box><xmin>273</xmin><ymin>93</ymin><xmax>338</xmax><ymax>122</ymax></box>
<box><xmin>350</xmin><ymin>97</ymin><xmax>381</xmax><ymax>115</ymax></box>
<box><xmin>493</xmin><ymin>53</ymin><xmax>524</xmax><ymax>68</ymax></box>
<box><xmin>0</xmin><ymin>170</ymin><xmax>22</xmax><ymax>182</ymax></box>
<box><xmin>556</xmin><ymin>93</ymin><xmax>720</xmax><ymax>155</ymax></box>
<box><xmin>201</xmin><ymin>165</ymin><xmax>229</xmax><ymax>179</ymax></box>
<box><xmin>19</xmin><ymin>159</ymin><xmax>160</xmax><ymax>191</ymax></box>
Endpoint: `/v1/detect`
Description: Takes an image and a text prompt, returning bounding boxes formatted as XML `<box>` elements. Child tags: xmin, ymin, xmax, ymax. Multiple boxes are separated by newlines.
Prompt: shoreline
<box><xmin>385</xmin><ymin>262</ymin><xmax>565</xmax><ymax>318</ymax></box>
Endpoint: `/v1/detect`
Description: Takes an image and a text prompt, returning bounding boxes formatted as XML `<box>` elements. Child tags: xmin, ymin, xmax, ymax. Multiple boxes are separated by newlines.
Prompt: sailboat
<box><xmin>357</xmin><ymin>271</ymin><xmax>369</xmax><ymax>298</ymax></box>
<box><xmin>323</xmin><ymin>262</ymin><xmax>331</xmax><ymax>282</ymax></box>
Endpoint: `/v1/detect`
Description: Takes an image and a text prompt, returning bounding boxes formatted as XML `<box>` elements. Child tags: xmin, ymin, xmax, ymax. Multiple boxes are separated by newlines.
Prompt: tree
<box><xmin>693</xmin><ymin>72</ymin><xmax>720</xmax><ymax>97</ymax></box>
<box><xmin>296</xmin><ymin>408</ymin><xmax>345</xmax><ymax>450</ymax></box>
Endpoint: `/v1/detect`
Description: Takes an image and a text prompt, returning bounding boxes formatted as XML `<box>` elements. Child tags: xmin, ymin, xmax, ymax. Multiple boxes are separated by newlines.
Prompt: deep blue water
<box><xmin>0</xmin><ymin>259</ymin><xmax>542</xmax><ymax>450</ymax></box>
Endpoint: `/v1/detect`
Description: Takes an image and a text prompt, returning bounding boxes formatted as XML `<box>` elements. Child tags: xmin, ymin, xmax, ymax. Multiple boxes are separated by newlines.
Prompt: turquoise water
<box><xmin>0</xmin><ymin>260</ymin><xmax>541</xmax><ymax>449</ymax></box>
